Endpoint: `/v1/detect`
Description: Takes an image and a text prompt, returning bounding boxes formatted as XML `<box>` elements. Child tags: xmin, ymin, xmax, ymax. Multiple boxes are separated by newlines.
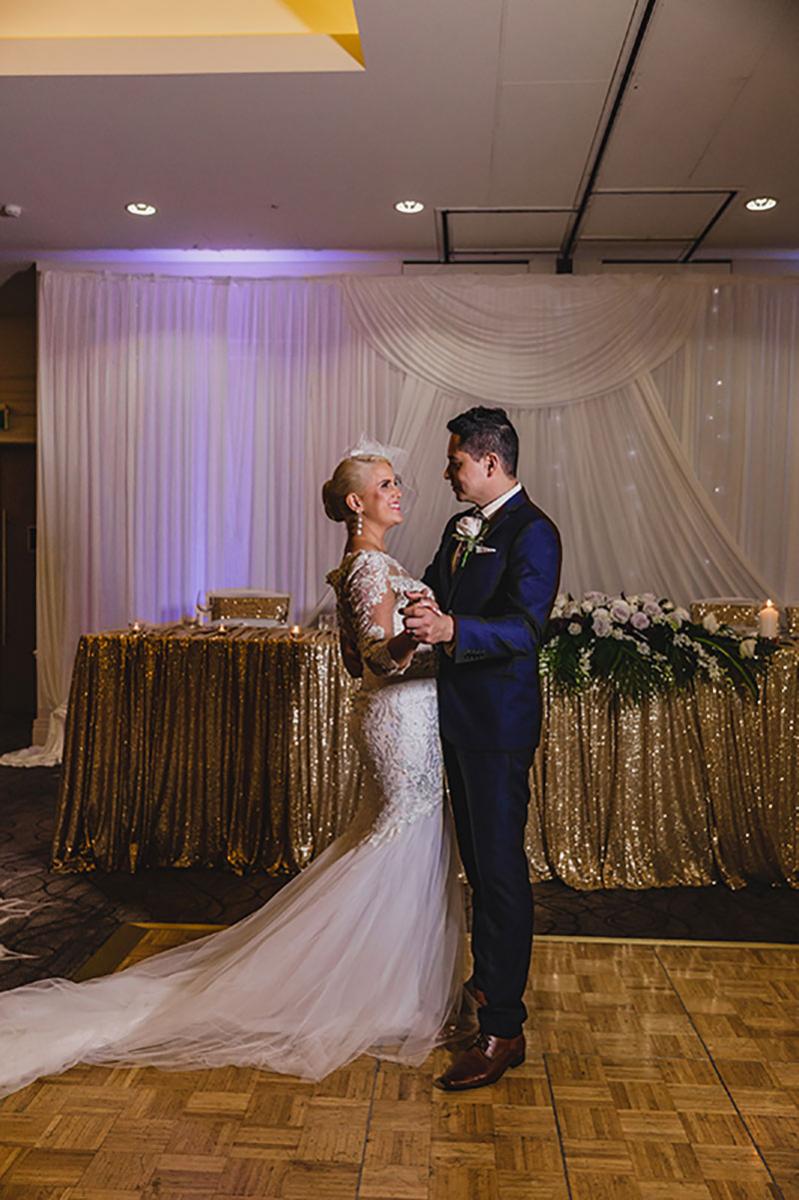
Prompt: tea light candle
<box><xmin>290</xmin><ymin>624</ymin><xmax>302</xmax><ymax>639</ymax></box>
<box><xmin>129</xmin><ymin>620</ymin><xmax>142</xmax><ymax>633</ymax></box>
<box><xmin>758</xmin><ymin>599</ymin><xmax>779</xmax><ymax>639</ymax></box>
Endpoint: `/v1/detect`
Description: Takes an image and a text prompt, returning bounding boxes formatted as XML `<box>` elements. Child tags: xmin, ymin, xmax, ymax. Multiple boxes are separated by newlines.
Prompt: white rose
<box><xmin>585</xmin><ymin>591</ymin><xmax>608</xmax><ymax>605</ymax></box>
<box><xmin>643</xmin><ymin>600</ymin><xmax>662</xmax><ymax>618</ymax></box>
<box><xmin>567</xmin><ymin>622</ymin><xmax>582</xmax><ymax>636</ymax></box>
<box><xmin>641</xmin><ymin>592</ymin><xmax>657</xmax><ymax>604</ymax></box>
<box><xmin>631</xmin><ymin>611</ymin><xmax>650</xmax><ymax>631</ymax></box>
<box><xmin>456</xmin><ymin>514</ymin><xmax>484</xmax><ymax>540</ymax></box>
<box><xmin>566</xmin><ymin>603</ymin><xmax>582</xmax><ymax>618</ymax></box>
<box><xmin>702</xmin><ymin>612</ymin><xmax>720</xmax><ymax>634</ymax></box>
<box><xmin>626</xmin><ymin>594</ymin><xmax>640</xmax><ymax>606</ymax></box>
<box><xmin>581</xmin><ymin>599</ymin><xmax>595</xmax><ymax>614</ymax></box>
<box><xmin>636</xmin><ymin>641</ymin><xmax>651</xmax><ymax>656</ymax></box>
<box><xmin>610</xmin><ymin>600</ymin><xmax>632</xmax><ymax>623</ymax></box>
<box><xmin>593</xmin><ymin>607</ymin><xmax>610</xmax><ymax>623</ymax></box>
<box><xmin>611</xmin><ymin>628</ymin><xmax>624</xmax><ymax>640</ymax></box>
<box><xmin>739</xmin><ymin>638</ymin><xmax>756</xmax><ymax>659</ymax></box>
<box><xmin>674</xmin><ymin>607</ymin><xmax>690</xmax><ymax>623</ymax></box>
<box><xmin>592</xmin><ymin>616</ymin><xmax>612</xmax><ymax>638</ymax></box>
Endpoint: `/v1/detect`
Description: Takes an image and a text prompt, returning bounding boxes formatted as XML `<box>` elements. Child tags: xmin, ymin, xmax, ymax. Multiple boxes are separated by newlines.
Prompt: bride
<box><xmin>0</xmin><ymin>446</ymin><xmax>465</xmax><ymax>1098</ymax></box>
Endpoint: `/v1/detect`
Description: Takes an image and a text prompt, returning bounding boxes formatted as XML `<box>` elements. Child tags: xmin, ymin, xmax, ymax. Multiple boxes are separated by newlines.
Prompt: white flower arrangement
<box><xmin>542</xmin><ymin>590</ymin><xmax>776</xmax><ymax>704</ymax></box>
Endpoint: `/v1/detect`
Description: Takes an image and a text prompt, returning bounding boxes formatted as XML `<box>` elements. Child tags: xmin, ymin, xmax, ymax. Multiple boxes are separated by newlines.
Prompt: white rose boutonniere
<box><xmin>455</xmin><ymin>514</ymin><xmax>483</xmax><ymax>541</ymax></box>
<box><xmin>453</xmin><ymin>514</ymin><xmax>495</xmax><ymax>566</ymax></box>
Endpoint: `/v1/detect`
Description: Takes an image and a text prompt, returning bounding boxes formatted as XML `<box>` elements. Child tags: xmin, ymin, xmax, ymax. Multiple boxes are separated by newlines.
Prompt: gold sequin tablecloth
<box><xmin>53</xmin><ymin>627</ymin><xmax>799</xmax><ymax>888</ymax></box>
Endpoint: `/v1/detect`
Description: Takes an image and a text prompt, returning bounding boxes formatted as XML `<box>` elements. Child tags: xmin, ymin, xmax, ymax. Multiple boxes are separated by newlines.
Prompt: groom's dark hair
<box><xmin>447</xmin><ymin>406</ymin><xmax>519</xmax><ymax>475</ymax></box>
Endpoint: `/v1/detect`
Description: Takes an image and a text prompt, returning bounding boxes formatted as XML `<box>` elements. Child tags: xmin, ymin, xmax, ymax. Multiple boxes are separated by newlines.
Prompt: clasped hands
<box><xmin>402</xmin><ymin>591</ymin><xmax>455</xmax><ymax>646</ymax></box>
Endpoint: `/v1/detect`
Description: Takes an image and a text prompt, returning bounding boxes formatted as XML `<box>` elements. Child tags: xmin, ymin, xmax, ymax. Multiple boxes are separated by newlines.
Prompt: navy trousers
<box><xmin>442</xmin><ymin>738</ymin><xmax>535</xmax><ymax>1039</ymax></box>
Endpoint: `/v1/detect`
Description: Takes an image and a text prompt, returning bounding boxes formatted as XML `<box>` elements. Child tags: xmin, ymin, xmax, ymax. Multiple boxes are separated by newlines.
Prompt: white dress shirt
<box><xmin>479</xmin><ymin>481</ymin><xmax>522</xmax><ymax>522</ymax></box>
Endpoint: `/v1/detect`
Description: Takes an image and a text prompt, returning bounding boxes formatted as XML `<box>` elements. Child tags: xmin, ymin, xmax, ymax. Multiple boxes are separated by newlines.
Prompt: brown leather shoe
<box><xmin>434</xmin><ymin>1031</ymin><xmax>525</xmax><ymax>1091</ymax></box>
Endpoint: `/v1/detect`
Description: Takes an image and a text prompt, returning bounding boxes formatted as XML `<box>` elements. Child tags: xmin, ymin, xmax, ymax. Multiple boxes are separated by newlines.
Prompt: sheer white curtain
<box><xmin>386</xmin><ymin>377</ymin><xmax>771</xmax><ymax>604</ymax></box>
<box><xmin>346</xmin><ymin>274</ymin><xmax>781</xmax><ymax>600</ymax></box>
<box><xmin>5</xmin><ymin>270</ymin><xmax>401</xmax><ymax>765</ymax></box>
<box><xmin>5</xmin><ymin>268</ymin><xmax>798</xmax><ymax>766</ymax></box>
<box><xmin>653</xmin><ymin>279</ymin><xmax>799</xmax><ymax>601</ymax></box>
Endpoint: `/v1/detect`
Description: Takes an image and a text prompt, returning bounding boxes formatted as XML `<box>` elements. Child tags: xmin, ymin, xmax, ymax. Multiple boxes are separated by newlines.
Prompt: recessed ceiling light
<box><xmin>745</xmin><ymin>197</ymin><xmax>778</xmax><ymax>212</ymax></box>
<box><xmin>394</xmin><ymin>200</ymin><xmax>424</xmax><ymax>214</ymax></box>
<box><xmin>125</xmin><ymin>201</ymin><xmax>157</xmax><ymax>217</ymax></box>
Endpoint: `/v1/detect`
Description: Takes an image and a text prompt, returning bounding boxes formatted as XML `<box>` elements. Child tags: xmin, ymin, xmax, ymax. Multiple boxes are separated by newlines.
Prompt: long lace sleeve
<box><xmin>343</xmin><ymin>553</ymin><xmax>409</xmax><ymax>677</ymax></box>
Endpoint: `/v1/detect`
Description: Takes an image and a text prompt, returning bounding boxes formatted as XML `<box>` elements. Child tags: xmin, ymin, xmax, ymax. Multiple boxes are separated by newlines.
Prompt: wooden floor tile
<box><xmin>636</xmin><ymin>1185</ymin><xmax>714</xmax><ymax>1199</ymax></box>
<box><xmin>0</xmin><ymin>1188</ymin><xmax>74</xmax><ymax>1200</ymax></box>
<box><xmin>280</xmin><ymin>1160</ymin><xmax>360</xmax><ymax>1199</ymax></box>
<box><xmin>569</xmin><ymin>1174</ymin><xmax>643</xmax><ymax>1200</ymax></box>
<box><xmin>2</xmin><ymin>1146</ymin><xmax>95</xmax><ymax>1187</ymax></box>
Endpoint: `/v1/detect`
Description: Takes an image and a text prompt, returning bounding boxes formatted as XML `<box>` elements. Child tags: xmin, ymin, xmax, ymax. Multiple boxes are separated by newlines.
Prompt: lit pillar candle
<box><xmin>758</xmin><ymin>599</ymin><xmax>780</xmax><ymax>639</ymax></box>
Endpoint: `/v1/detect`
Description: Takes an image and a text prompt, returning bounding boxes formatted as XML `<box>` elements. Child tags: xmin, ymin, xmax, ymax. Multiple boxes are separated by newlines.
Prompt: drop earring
<box><xmin>355</xmin><ymin>512</ymin><xmax>364</xmax><ymax>536</ymax></box>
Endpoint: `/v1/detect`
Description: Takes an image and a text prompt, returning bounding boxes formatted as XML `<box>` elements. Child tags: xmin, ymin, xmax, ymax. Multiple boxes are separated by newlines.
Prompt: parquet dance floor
<box><xmin>1</xmin><ymin>927</ymin><xmax>797</xmax><ymax>1199</ymax></box>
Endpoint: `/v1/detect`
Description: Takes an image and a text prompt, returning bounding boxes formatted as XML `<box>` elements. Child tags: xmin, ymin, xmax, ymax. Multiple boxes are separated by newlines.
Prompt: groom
<box><xmin>404</xmin><ymin>406</ymin><xmax>561</xmax><ymax>1090</ymax></box>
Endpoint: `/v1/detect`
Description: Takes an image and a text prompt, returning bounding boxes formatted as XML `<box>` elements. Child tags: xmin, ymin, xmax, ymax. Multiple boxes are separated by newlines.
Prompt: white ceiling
<box><xmin>0</xmin><ymin>0</ymin><xmax>797</xmax><ymax>263</ymax></box>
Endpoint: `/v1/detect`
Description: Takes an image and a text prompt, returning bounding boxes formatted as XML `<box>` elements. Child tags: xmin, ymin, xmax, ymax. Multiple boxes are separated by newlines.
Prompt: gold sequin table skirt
<box><xmin>53</xmin><ymin>627</ymin><xmax>799</xmax><ymax>889</ymax></box>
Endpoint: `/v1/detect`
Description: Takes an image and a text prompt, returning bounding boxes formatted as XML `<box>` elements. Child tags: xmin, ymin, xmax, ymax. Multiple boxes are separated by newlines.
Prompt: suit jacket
<box><xmin>422</xmin><ymin>489</ymin><xmax>561</xmax><ymax>752</ymax></box>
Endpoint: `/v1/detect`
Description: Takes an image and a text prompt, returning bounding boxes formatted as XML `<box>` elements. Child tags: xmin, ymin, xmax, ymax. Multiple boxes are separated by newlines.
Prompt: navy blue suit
<box><xmin>422</xmin><ymin>489</ymin><xmax>561</xmax><ymax>1038</ymax></box>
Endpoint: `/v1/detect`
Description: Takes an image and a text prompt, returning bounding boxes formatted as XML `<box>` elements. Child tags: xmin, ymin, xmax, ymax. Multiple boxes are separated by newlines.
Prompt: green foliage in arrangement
<box><xmin>541</xmin><ymin>591</ymin><xmax>777</xmax><ymax>705</ymax></box>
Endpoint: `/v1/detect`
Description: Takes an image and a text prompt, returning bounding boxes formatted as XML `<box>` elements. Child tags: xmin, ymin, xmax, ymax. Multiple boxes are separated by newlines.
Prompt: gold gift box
<box><xmin>208</xmin><ymin>592</ymin><xmax>290</xmax><ymax>624</ymax></box>
<box><xmin>689</xmin><ymin>599</ymin><xmax>759</xmax><ymax>629</ymax></box>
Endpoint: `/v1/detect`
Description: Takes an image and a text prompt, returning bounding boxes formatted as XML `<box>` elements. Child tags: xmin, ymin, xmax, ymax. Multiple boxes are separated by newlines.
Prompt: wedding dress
<box><xmin>0</xmin><ymin>550</ymin><xmax>464</xmax><ymax>1097</ymax></box>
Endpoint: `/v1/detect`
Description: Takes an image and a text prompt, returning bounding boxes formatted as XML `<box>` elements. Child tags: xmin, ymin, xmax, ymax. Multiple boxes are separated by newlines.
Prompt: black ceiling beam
<box><xmin>558</xmin><ymin>0</ymin><xmax>660</xmax><ymax>272</ymax></box>
<box><xmin>680</xmin><ymin>190</ymin><xmax>737</xmax><ymax>261</ymax></box>
<box><xmin>601</xmin><ymin>258</ymin><xmax>732</xmax><ymax>265</ymax></box>
<box><xmin>437</xmin><ymin>206</ymin><xmax>575</xmax><ymax>264</ymax></box>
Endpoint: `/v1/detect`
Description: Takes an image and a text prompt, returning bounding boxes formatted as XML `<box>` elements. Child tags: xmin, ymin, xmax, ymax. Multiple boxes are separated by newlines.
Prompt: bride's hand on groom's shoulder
<box><xmin>403</xmin><ymin>593</ymin><xmax>455</xmax><ymax>647</ymax></box>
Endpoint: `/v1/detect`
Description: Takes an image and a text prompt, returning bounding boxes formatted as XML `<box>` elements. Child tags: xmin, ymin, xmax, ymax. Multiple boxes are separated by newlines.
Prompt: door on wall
<box><xmin>0</xmin><ymin>444</ymin><xmax>36</xmax><ymax>717</ymax></box>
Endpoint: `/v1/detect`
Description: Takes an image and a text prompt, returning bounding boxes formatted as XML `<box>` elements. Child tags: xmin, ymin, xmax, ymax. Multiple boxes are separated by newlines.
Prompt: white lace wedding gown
<box><xmin>0</xmin><ymin>550</ymin><xmax>464</xmax><ymax>1097</ymax></box>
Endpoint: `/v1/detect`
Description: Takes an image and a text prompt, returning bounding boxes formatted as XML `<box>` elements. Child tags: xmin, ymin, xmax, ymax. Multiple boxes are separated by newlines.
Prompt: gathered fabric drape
<box><xmin>340</xmin><ymin>274</ymin><xmax>705</xmax><ymax>406</ymax></box>
<box><xmin>5</xmin><ymin>268</ymin><xmax>798</xmax><ymax>766</ymax></box>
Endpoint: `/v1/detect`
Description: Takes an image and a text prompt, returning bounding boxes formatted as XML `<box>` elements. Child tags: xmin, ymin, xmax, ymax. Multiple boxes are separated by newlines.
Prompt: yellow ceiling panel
<box><xmin>0</xmin><ymin>0</ymin><xmax>362</xmax><ymax>74</ymax></box>
<box><xmin>0</xmin><ymin>0</ymin><xmax>359</xmax><ymax>39</ymax></box>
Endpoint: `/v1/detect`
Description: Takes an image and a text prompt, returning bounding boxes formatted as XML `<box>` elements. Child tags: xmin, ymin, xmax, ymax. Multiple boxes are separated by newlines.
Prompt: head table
<box><xmin>52</xmin><ymin>623</ymin><xmax>798</xmax><ymax>889</ymax></box>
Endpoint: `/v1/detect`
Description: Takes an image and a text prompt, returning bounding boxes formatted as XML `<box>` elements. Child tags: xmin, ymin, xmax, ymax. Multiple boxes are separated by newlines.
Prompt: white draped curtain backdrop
<box><xmin>5</xmin><ymin>269</ymin><xmax>798</xmax><ymax>765</ymax></box>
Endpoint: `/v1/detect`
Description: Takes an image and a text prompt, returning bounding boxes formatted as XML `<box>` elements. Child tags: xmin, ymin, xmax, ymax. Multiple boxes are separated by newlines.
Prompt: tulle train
<box><xmin>0</xmin><ymin>808</ymin><xmax>464</xmax><ymax>1097</ymax></box>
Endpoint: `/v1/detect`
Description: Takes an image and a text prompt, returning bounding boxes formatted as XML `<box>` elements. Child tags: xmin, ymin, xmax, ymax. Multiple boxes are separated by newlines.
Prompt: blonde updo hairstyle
<box><xmin>322</xmin><ymin>454</ymin><xmax>391</xmax><ymax>525</ymax></box>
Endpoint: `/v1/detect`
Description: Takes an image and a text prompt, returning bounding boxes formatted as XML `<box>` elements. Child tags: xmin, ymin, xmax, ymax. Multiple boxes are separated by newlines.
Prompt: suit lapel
<box><xmin>442</xmin><ymin>507</ymin><xmax>478</xmax><ymax>606</ymax></box>
<box><xmin>483</xmin><ymin>487</ymin><xmax>527</xmax><ymax>539</ymax></box>
<box><xmin>445</xmin><ymin>490</ymin><xmax>528</xmax><ymax>609</ymax></box>
<box><xmin>445</xmin><ymin>557</ymin><xmax>467</xmax><ymax>609</ymax></box>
